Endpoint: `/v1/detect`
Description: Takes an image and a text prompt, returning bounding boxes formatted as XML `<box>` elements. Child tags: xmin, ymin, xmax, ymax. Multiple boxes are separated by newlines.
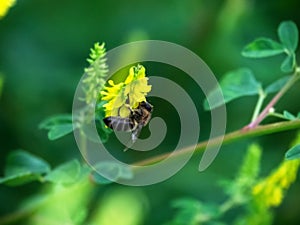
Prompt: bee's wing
<box><xmin>103</xmin><ymin>116</ymin><xmax>134</xmax><ymax>132</ymax></box>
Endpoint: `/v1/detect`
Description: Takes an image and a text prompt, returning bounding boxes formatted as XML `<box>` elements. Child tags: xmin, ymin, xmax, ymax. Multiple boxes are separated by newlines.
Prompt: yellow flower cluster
<box><xmin>252</xmin><ymin>159</ymin><xmax>300</xmax><ymax>207</ymax></box>
<box><xmin>101</xmin><ymin>65</ymin><xmax>152</xmax><ymax>117</ymax></box>
<box><xmin>0</xmin><ymin>0</ymin><xmax>15</xmax><ymax>18</ymax></box>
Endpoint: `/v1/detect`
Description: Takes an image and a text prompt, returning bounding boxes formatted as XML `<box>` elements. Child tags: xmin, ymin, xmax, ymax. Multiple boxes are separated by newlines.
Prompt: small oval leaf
<box><xmin>285</xmin><ymin>144</ymin><xmax>300</xmax><ymax>160</ymax></box>
<box><xmin>204</xmin><ymin>68</ymin><xmax>261</xmax><ymax>110</ymax></box>
<box><xmin>39</xmin><ymin>114</ymin><xmax>73</xmax><ymax>129</ymax></box>
<box><xmin>242</xmin><ymin>38</ymin><xmax>285</xmax><ymax>58</ymax></box>
<box><xmin>48</xmin><ymin>124</ymin><xmax>74</xmax><ymax>140</ymax></box>
<box><xmin>283</xmin><ymin>111</ymin><xmax>296</xmax><ymax>120</ymax></box>
<box><xmin>265</xmin><ymin>76</ymin><xmax>291</xmax><ymax>94</ymax></box>
<box><xmin>280</xmin><ymin>54</ymin><xmax>295</xmax><ymax>73</ymax></box>
<box><xmin>278</xmin><ymin>21</ymin><xmax>299</xmax><ymax>52</ymax></box>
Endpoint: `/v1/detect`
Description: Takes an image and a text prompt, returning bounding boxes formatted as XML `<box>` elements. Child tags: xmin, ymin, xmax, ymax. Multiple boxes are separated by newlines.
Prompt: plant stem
<box><xmin>244</xmin><ymin>73</ymin><xmax>299</xmax><ymax>130</ymax></box>
<box><xmin>133</xmin><ymin>120</ymin><xmax>300</xmax><ymax>166</ymax></box>
<box><xmin>251</xmin><ymin>88</ymin><xmax>266</xmax><ymax>122</ymax></box>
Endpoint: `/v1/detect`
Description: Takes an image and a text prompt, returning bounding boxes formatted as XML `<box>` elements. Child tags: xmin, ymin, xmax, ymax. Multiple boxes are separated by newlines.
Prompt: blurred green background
<box><xmin>1</xmin><ymin>0</ymin><xmax>300</xmax><ymax>224</ymax></box>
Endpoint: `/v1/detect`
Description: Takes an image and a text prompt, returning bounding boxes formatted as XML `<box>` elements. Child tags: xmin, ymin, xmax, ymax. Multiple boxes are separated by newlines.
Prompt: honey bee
<box><xmin>103</xmin><ymin>101</ymin><xmax>153</xmax><ymax>147</ymax></box>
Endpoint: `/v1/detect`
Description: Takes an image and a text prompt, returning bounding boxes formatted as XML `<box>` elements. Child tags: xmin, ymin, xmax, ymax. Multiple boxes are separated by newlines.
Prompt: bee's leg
<box><xmin>123</xmin><ymin>125</ymin><xmax>142</xmax><ymax>152</ymax></box>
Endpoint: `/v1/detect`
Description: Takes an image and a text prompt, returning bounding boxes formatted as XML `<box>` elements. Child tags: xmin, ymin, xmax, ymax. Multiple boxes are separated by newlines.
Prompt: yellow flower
<box><xmin>252</xmin><ymin>159</ymin><xmax>300</xmax><ymax>207</ymax></box>
<box><xmin>101</xmin><ymin>65</ymin><xmax>152</xmax><ymax>117</ymax></box>
<box><xmin>0</xmin><ymin>0</ymin><xmax>15</xmax><ymax>18</ymax></box>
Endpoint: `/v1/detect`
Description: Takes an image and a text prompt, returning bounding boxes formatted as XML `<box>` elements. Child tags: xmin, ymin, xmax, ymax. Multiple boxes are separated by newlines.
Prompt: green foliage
<box><xmin>90</xmin><ymin>161</ymin><xmax>133</xmax><ymax>184</ymax></box>
<box><xmin>242</xmin><ymin>20</ymin><xmax>298</xmax><ymax>74</ymax></box>
<box><xmin>94</xmin><ymin>101</ymin><xmax>112</xmax><ymax>143</ymax></box>
<box><xmin>166</xmin><ymin>138</ymin><xmax>300</xmax><ymax>225</ymax></box>
<box><xmin>83</xmin><ymin>42</ymin><xmax>108</xmax><ymax>104</ymax></box>
<box><xmin>0</xmin><ymin>150</ymin><xmax>92</xmax><ymax>187</ymax></box>
<box><xmin>166</xmin><ymin>144</ymin><xmax>262</xmax><ymax>225</ymax></box>
<box><xmin>24</xmin><ymin>178</ymin><xmax>93</xmax><ymax>225</ymax></box>
<box><xmin>264</xmin><ymin>76</ymin><xmax>291</xmax><ymax>94</ymax></box>
<box><xmin>278</xmin><ymin>21</ymin><xmax>299</xmax><ymax>52</ymax></box>
<box><xmin>205</xmin><ymin>20</ymin><xmax>300</xmax><ymax>123</ymax></box>
<box><xmin>283</xmin><ymin>110</ymin><xmax>300</xmax><ymax>120</ymax></box>
<box><xmin>2</xmin><ymin>19</ymin><xmax>300</xmax><ymax>225</ymax></box>
<box><xmin>87</xmin><ymin>188</ymin><xmax>147</xmax><ymax>225</ymax></box>
<box><xmin>44</xmin><ymin>159</ymin><xmax>81</xmax><ymax>185</ymax></box>
<box><xmin>39</xmin><ymin>43</ymin><xmax>112</xmax><ymax>143</ymax></box>
<box><xmin>234</xmin><ymin>134</ymin><xmax>300</xmax><ymax>225</ymax></box>
<box><xmin>285</xmin><ymin>144</ymin><xmax>300</xmax><ymax>160</ymax></box>
<box><xmin>204</xmin><ymin>68</ymin><xmax>261</xmax><ymax>110</ymax></box>
<box><xmin>242</xmin><ymin>38</ymin><xmax>285</xmax><ymax>58</ymax></box>
<box><xmin>39</xmin><ymin>114</ymin><xmax>75</xmax><ymax>140</ymax></box>
<box><xmin>281</xmin><ymin>54</ymin><xmax>295</xmax><ymax>73</ymax></box>
<box><xmin>168</xmin><ymin>198</ymin><xmax>220</xmax><ymax>225</ymax></box>
<box><xmin>0</xmin><ymin>150</ymin><xmax>51</xmax><ymax>186</ymax></box>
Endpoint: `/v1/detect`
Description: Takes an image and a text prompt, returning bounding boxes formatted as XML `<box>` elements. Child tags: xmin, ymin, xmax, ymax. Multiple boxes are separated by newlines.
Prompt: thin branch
<box><xmin>251</xmin><ymin>88</ymin><xmax>266</xmax><ymax>122</ymax></box>
<box><xmin>133</xmin><ymin>120</ymin><xmax>300</xmax><ymax>166</ymax></box>
<box><xmin>244</xmin><ymin>73</ymin><xmax>300</xmax><ymax>130</ymax></box>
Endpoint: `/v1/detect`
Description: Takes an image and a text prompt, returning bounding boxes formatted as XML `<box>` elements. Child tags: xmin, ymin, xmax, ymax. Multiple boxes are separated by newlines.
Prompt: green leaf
<box><xmin>44</xmin><ymin>159</ymin><xmax>81</xmax><ymax>185</ymax></box>
<box><xmin>47</xmin><ymin>124</ymin><xmax>74</xmax><ymax>140</ymax></box>
<box><xmin>285</xmin><ymin>144</ymin><xmax>300</xmax><ymax>160</ymax></box>
<box><xmin>39</xmin><ymin>114</ymin><xmax>76</xmax><ymax>140</ymax></box>
<box><xmin>39</xmin><ymin>114</ymin><xmax>73</xmax><ymax>129</ymax></box>
<box><xmin>278</xmin><ymin>21</ymin><xmax>299</xmax><ymax>52</ymax></box>
<box><xmin>242</xmin><ymin>38</ymin><xmax>285</xmax><ymax>58</ymax></box>
<box><xmin>90</xmin><ymin>161</ymin><xmax>133</xmax><ymax>184</ymax></box>
<box><xmin>0</xmin><ymin>150</ymin><xmax>50</xmax><ymax>186</ymax></box>
<box><xmin>94</xmin><ymin>101</ymin><xmax>112</xmax><ymax>143</ymax></box>
<box><xmin>204</xmin><ymin>68</ymin><xmax>261</xmax><ymax>110</ymax></box>
<box><xmin>265</xmin><ymin>75</ymin><xmax>291</xmax><ymax>94</ymax></box>
<box><xmin>283</xmin><ymin>110</ymin><xmax>296</xmax><ymax>120</ymax></box>
<box><xmin>280</xmin><ymin>53</ymin><xmax>295</xmax><ymax>73</ymax></box>
<box><xmin>171</xmin><ymin>198</ymin><xmax>219</xmax><ymax>225</ymax></box>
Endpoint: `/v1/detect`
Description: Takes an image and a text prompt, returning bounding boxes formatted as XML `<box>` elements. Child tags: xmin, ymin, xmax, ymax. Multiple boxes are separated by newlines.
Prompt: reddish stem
<box><xmin>243</xmin><ymin>74</ymin><xmax>299</xmax><ymax>131</ymax></box>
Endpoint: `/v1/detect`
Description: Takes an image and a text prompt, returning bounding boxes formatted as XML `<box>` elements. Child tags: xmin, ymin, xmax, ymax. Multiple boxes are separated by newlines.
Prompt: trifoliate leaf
<box><xmin>39</xmin><ymin>114</ymin><xmax>76</xmax><ymax>140</ymax></box>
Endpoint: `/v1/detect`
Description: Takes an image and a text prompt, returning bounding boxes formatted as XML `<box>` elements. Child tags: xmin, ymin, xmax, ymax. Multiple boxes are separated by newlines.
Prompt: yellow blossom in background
<box><xmin>0</xmin><ymin>0</ymin><xmax>15</xmax><ymax>18</ymax></box>
<box><xmin>252</xmin><ymin>159</ymin><xmax>300</xmax><ymax>207</ymax></box>
<box><xmin>101</xmin><ymin>65</ymin><xmax>152</xmax><ymax>117</ymax></box>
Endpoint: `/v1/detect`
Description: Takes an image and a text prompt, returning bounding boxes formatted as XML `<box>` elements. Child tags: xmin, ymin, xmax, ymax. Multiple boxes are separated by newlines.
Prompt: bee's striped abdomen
<box><xmin>103</xmin><ymin>116</ymin><xmax>136</xmax><ymax>132</ymax></box>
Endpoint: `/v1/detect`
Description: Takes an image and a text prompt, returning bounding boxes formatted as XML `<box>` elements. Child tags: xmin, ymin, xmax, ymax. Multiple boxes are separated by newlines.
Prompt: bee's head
<box><xmin>140</xmin><ymin>101</ymin><xmax>153</xmax><ymax>112</ymax></box>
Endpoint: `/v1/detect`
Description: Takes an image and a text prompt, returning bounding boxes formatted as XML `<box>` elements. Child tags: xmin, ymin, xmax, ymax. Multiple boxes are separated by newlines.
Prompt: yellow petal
<box><xmin>136</xmin><ymin>65</ymin><xmax>146</xmax><ymax>78</ymax></box>
<box><xmin>125</xmin><ymin>66</ymin><xmax>135</xmax><ymax>84</ymax></box>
